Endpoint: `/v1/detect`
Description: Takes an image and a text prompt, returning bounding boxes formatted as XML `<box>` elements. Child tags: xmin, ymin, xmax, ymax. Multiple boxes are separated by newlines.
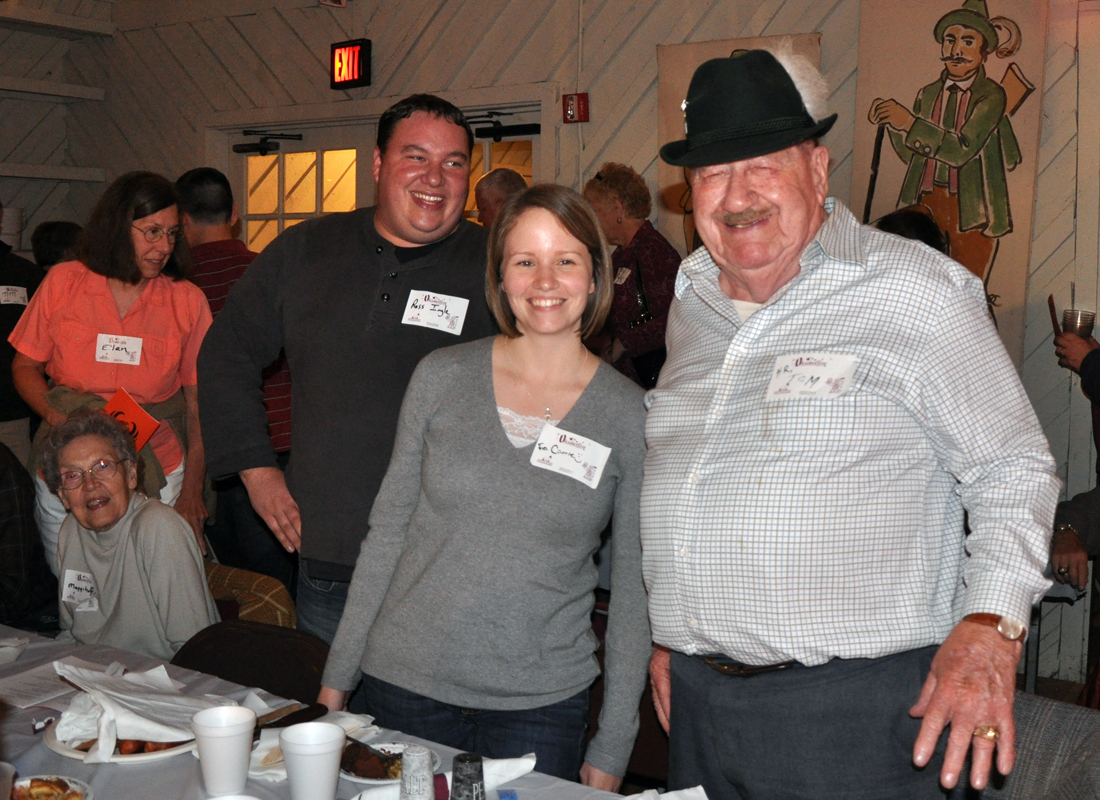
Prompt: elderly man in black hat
<box><xmin>642</xmin><ymin>46</ymin><xmax>1057</xmax><ymax>798</ymax></box>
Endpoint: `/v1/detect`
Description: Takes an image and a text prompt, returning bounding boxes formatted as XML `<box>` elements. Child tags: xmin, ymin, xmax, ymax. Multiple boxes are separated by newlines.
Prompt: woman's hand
<box><xmin>317</xmin><ymin>686</ymin><xmax>349</xmax><ymax>713</ymax></box>
<box><xmin>1054</xmin><ymin>332</ymin><xmax>1099</xmax><ymax>373</ymax></box>
<box><xmin>580</xmin><ymin>763</ymin><xmax>622</xmax><ymax>793</ymax></box>
<box><xmin>1053</xmin><ymin>528</ymin><xmax>1090</xmax><ymax>590</ymax></box>
<box><xmin>173</xmin><ymin>484</ymin><xmax>208</xmax><ymax>555</ymax></box>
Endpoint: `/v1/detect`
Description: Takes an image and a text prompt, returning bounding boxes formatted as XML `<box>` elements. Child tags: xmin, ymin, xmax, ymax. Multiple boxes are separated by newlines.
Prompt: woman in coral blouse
<box><xmin>10</xmin><ymin>171</ymin><xmax>212</xmax><ymax>573</ymax></box>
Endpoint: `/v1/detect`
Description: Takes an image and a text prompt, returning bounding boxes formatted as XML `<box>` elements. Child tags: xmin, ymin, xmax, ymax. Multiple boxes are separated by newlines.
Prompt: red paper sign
<box><xmin>102</xmin><ymin>388</ymin><xmax>159</xmax><ymax>453</ymax></box>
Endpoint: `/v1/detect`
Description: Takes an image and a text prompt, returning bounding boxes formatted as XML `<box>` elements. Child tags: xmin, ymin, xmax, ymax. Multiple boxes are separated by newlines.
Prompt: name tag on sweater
<box><xmin>766</xmin><ymin>353</ymin><xmax>859</xmax><ymax>399</ymax></box>
<box><xmin>401</xmin><ymin>290</ymin><xmax>469</xmax><ymax>335</ymax></box>
<box><xmin>531</xmin><ymin>424</ymin><xmax>611</xmax><ymax>489</ymax></box>
<box><xmin>62</xmin><ymin>569</ymin><xmax>99</xmax><ymax>612</ymax></box>
<box><xmin>96</xmin><ymin>334</ymin><xmax>142</xmax><ymax>365</ymax></box>
<box><xmin>0</xmin><ymin>286</ymin><xmax>28</xmax><ymax>305</ymax></box>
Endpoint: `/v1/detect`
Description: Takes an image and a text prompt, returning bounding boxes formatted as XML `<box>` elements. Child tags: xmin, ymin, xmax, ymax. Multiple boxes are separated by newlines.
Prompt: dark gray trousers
<box><xmin>669</xmin><ymin>646</ymin><xmax>955</xmax><ymax>800</ymax></box>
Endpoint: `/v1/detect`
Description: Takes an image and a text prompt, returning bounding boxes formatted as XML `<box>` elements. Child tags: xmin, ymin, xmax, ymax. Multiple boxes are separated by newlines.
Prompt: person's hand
<box><xmin>1054</xmin><ymin>332</ymin><xmax>1099</xmax><ymax>373</ymax></box>
<box><xmin>173</xmin><ymin>485</ymin><xmax>209</xmax><ymax>555</ymax></box>
<box><xmin>317</xmin><ymin>686</ymin><xmax>349</xmax><ymax>713</ymax></box>
<box><xmin>649</xmin><ymin>644</ymin><xmax>671</xmax><ymax>734</ymax></box>
<box><xmin>1053</xmin><ymin>527</ymin><xmax>1090</xmax><ymax>590</ymax></box>
<box><xmin>868</xmin><ymin>98</ymin><xmax>916</xmax><ymax>132</ymax></box>
<box><xmin>910</xmin><ymin>619</ymin><xmax>1022</xmax><ymax>790</ymax></box>
<box><xmin>240</xmin><ymin>466</ymin><xmax>302</xmax><ymax>552</ymax></box>
<box><xmin>580</xmin><ymin>763</ymin><xmax>622</xmax><ymax>793</ymax></box>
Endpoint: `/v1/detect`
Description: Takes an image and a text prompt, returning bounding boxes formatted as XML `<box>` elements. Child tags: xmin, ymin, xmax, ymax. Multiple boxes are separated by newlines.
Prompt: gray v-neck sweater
<box><xmin>323</xmin><ymin>336</ymin><xmax>651</xmax><ymax>776</ymax></box>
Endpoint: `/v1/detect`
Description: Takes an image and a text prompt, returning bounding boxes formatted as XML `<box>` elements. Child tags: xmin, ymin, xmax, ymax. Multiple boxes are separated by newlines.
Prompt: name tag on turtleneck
<box><xmin>62</xmin><ymin>569</ymin><xmax>99</xmax><ymax>612</ymax></box>
<box><xmin>531</xmin><ymin>424</ymin><xmax>611</xmax><ymax>489</ymax></box>
<box><xmin>401</xmin><ymin>290</ymin><xmax>469</xmax><ymax>335</ymax></box>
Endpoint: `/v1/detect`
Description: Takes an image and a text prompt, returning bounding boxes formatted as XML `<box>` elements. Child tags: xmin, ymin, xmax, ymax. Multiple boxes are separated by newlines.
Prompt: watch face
<box><xmin>996</xmin><ymin>617</ymin><xmax>1027</xmax><ymax>641</ymax></box>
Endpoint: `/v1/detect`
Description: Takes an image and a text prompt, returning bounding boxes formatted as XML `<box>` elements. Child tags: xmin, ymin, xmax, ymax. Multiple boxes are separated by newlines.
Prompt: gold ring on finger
<box><xmin>973</xmin><ymin>725</ymin><xmax>999</xmax><ymax>741</ymax></box>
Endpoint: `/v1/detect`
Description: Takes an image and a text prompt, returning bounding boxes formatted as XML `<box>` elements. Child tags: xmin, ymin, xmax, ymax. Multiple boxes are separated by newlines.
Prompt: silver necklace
<box><xmin>504</xmin><ymin>338</ymin><xmax>589</xmax><ymax>421</ymax></box>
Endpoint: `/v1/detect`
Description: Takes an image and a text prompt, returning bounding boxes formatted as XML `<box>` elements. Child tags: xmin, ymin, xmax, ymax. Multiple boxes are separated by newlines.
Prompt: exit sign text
<box><xmin>331</xmin><ymin>39</ymin><xmax>370</xmax><ymax>89</ymax></box>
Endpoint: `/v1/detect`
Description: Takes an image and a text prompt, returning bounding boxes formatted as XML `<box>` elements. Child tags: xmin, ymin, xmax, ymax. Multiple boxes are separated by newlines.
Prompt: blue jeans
<box><xmin>295</xmin><ymin>566</ymin><xmax>350</xmax><ymax>646</ymax></box>
<box><xmin>360</xmin><ymin>673</ymin><xmax>589</xmax><ymax>781</ymax></box>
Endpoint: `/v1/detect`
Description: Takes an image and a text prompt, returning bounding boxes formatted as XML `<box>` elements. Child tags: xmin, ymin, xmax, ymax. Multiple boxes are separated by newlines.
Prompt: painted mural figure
<box><xmin>868</xmin><ymin>0</ymin><xmax>1030</xmax><ymax>284</ymax></box>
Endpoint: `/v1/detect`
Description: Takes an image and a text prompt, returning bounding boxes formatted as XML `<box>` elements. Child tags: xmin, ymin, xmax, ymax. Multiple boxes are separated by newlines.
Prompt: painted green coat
<box><xmin>888</xmin><ymin>65</ymin><xmax>1021</xmax><ymax>238</ymax></box>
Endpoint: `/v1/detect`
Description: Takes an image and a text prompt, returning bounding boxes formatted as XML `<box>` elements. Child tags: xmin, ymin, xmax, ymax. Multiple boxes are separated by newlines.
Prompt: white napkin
<box><xmin>349</xmin><ymin>753</ymin><xmax>536</xmax><ymax>800</ymax></box>
<box><xmin>0</xmin><ymin>637</ymin><xmax>29</xmax><ymax>665</ymax></box>
<box><xmin>248</xmin><ymin>711</ymin><xmax>379</xmax><ymax>782</ymax></box>
<box><xmin>53</xmin><ymin>661</ymin><xmax>229</xmax><ymax>763</ymax></box>
<box><xmin>625</xmin><ymin>787</ymin><xmax>709</xmax><ymax>800</ymax></box>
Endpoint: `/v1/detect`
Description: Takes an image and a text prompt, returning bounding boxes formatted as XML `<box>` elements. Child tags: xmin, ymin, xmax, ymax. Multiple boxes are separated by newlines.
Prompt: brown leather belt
<box><xmin>699</xmin><ymin>655</ymin><xmax>798</xmax><ymax>677</ymax></box>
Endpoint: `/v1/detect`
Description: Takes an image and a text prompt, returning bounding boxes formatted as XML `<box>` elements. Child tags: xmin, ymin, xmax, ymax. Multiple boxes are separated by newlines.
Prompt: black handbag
<box><xmin>627</xmin><ymin>250</ymin><xmax>667</xmax><ymax>390</ymax></box>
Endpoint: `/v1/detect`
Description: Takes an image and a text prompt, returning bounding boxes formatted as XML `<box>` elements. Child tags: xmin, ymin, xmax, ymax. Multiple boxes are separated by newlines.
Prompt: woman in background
<box><xmin>583</xmin><ymin>162</ymin><xmax>681</xmax><ymax>389</ymax></box>
<box><xmin>10</xmin><ymin>171</ymin><xmax>212</xmax><ymax>572</ymax></box>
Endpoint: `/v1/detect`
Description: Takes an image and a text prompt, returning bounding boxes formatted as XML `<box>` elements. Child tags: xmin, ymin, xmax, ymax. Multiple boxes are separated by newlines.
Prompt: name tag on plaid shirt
<box><xmin>765</xmin><ymin>353</ymin><xmax>859</xmax><ymax>399</ymax></box>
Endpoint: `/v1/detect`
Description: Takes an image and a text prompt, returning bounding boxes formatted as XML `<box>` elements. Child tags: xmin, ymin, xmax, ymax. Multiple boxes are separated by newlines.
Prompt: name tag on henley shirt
<box><xmin>95</xmin><ymin>334</ymin><xmax>142</xmax><ymax>365</ymax></box>
<box><xmin>0</xmin><ymin>286</ymin><xmax>28</xmax><ymax>305</ymax></box>
<box><xmin>531</xmin><ymin>424</ymin><xmax>611</xmax><ymax>489</ymax></box>
<box><xmin>62</xmin><ymin>569</ymin><xmax>99</xmax><ymax>612</ymax></box>
<box><xmin>401</xmin><ymin>290</ymin><xmax>469</xmax><ymax>335</ymax></box>
<box><xmin>766</xmin><ymin>353</ymin><xmax>859</xmax><ymax>399</ymax></box>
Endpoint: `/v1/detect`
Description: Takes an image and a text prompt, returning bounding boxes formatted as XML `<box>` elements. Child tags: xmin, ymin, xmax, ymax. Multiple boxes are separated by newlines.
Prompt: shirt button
<box><xmin>381</xmin><ymin>293</ymin><xmax>390</xmax><ymax>302</ymax></box>
<box><xmin>389</xmin><ymin>272</ymin><xmax>397</xmax><ymax>278</ymax></box>
<box><xmin>375</xmin><ymin>245</ymin><xmax>384</xmax><ymax>254</ymax></box>
<box><xmin>732</xmin><ymin>345</ymin><xmax>747</xmax><ymax>356</ymax></box>
<box><xmin>687</xmin><ymin>617</ymin><xmax>698</xmax><ymax>628</ymax></box>
<box><xmin>687</xmin><ymin>472</ymin><xmax>698</xmax><ymax>484</ymax></box>
<box><xmin>679</xmin><ymin>546</ymin><xmax>688</xmax><ymax>558</ymax></box>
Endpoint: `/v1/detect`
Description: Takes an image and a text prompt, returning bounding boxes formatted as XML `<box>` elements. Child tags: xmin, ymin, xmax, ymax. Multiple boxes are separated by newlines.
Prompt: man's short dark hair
<box><xmin>74</xmin><ymin>171</ymin><xmax>190</xmax><ymax>284</ymax></box>
<box><xmin>376</xmin><ymin>94</ymin><xmax>473</xmax><ymax>157</ymax></box>
<box><xmin>31</xmin><ymin>221</ymin><xmax>83</xmax><ymax>269</ymax></box>
<box><xmin>175</xmin><ymin>168</ymin><xmax>234</xmax><ymax>226</ymax></box>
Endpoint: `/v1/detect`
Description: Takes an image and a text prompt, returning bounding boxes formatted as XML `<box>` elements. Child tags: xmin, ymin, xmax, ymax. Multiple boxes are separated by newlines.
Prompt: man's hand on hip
<box><xmin>240</xmin><ymin>466</ymin><xmax>302</xmax><ymax>552</ymax></box>
<box><xmin>649</xmin><ymin>644</ymin><xmax>672</xmax><ymax>733</ymax></box>
<box><xmin>910</xmin><ymin>619</ymin><xmax>1022</xmax><ymax>790</ymax></box>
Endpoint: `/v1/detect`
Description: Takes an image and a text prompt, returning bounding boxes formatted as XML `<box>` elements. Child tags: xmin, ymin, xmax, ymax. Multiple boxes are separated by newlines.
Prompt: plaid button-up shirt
<box><xmin>642</xmin><ymin>198</ymin><xmax>1058</xmax><ymax>666</ymax></box>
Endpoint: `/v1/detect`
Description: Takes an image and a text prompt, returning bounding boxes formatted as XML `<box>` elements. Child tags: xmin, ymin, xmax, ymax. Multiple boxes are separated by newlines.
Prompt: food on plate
<box><xmin>67</xmin><ymin>737</ymin><xmax>189</xmax><ymax>756</ymax></box>
<box><xmin>10</xmin><ymin>776</ymin><xmax>84</xmax><ymax>800</ymax></box>
<box><xmin>117</xmin><ymin>739</ymin><xmax>142</xmax><ymax>755</ymax></box>
<box><xmin>341</xmin><ymin>739</ymin><xmax>402</xmax><ymax>780</ymax></box>
<box><xmin>71</xmin><ymin>739</ymin><xmax>96</xmax><ymax>752</ymax></box>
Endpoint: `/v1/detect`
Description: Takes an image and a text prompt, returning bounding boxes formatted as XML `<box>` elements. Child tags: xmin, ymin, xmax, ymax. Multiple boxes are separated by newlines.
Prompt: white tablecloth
<box><xmin>0</xmin><ymin>624</ymin><xmax>620</xmax><ymax>800</ymax></box>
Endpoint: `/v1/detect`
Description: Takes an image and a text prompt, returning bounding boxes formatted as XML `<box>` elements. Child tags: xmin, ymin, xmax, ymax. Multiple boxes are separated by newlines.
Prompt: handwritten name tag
<box><xmin>614</xmin><ymin>267</ymin><xmax>631</xmax><ymax>285</ymax></box>
<box><xmin>0</xmin><ymin>286</ymin><xmax>28</xmax><ymax>305</ymax></box>
<box><xmin>95</xmin><ymin>334</ymin><xmax>142</xmax><ymax>365</ymax></box>
<box><xmin>766</xmin><ymin>353</ymin><xmax>859</xmax><ymax>400</ymax></box>
<box><xmin>531</xmin><ymin>424</ymin><xmax>611</xmax><ymax>489</ymax></box>
<box><xmin>401</xmin><ymin>290</ymin><xmax>469</xmax><ymax>335</ymax></box>
<box><xmin>62</xmin><ymin>569</ymin><xmax>99</xmax><ymax>612</ymax></box>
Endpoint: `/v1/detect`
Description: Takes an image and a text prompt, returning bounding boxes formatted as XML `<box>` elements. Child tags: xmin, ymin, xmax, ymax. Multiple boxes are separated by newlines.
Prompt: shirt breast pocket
<box><xmin>57</xmin><ymin>321</ymin><xmax>98</xmax><ymax>364</ymax></box>
<box><xmin>143</xmin><ymin>335</ymin><xmax>181</xmax><ymax>373</ymax></box>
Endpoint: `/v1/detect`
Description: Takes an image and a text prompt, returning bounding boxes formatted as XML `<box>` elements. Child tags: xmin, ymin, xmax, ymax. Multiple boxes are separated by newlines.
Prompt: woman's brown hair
<box><xmin>74</xmin><ymin>171</ymin><xmax>191</xmax><ymax>284</ymax></box>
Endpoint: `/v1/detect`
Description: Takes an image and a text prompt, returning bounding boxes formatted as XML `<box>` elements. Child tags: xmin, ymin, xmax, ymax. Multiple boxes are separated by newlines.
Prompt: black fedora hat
<box><xmin>660</xmin><ymin>50</ymin><xmax>836</xmax><ymax>168</ymax></box>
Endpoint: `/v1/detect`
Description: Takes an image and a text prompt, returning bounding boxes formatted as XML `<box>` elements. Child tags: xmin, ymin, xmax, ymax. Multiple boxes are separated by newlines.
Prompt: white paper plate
<box><xmin>340</xmin><ymin>740</ymin><xmax>441</xmax><ymax>785</ymax></box>
<box><xmin>44</xmin><ymin>721</ymin><xmax>196</xmax><ymax>764</ymax></box>
<box><xmin>12</xmin><ymin>775</ymin><xmax>94</xmax><ymax>800</ymax></box>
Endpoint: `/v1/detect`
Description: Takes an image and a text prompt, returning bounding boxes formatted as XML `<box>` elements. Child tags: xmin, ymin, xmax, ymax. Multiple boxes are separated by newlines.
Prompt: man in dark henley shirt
<box><xmin>198</xmin><ymin>94</ymin><xmax>496</xmax><ymax>644</ymax></box>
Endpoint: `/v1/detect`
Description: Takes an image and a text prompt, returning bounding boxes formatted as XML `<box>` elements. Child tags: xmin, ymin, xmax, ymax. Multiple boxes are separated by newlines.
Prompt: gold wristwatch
<box><xmin>964</xmin><ymin>612</ymin><xmax>1027</xmax><ymax>641</ymax></box>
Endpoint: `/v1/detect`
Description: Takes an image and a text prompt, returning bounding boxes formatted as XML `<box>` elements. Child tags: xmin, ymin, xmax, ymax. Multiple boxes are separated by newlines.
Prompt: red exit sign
<box><xmin>331</xmin><ymin>39</ymin><xmax>370</xmax><ymax>89</ymax></box>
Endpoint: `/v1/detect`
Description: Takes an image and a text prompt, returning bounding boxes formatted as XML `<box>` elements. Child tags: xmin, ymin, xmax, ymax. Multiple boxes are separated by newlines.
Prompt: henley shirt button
<box><xmin>389</xmin><ymin>272</ymin><xmax>398</xmax><ymax>278</ymax></box>
<box><xmin>381</xmin><ymin>293</ymin><xmax>391</xmax><ymax>302</ymax></box>
<box><xmin>375</xmin><ymin>245</ymin><xmax>384</xmax><ymax>254</ymax></box>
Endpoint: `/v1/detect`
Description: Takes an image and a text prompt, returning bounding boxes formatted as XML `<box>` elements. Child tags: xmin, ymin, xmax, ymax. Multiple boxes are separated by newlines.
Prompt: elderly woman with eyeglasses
<box><xmin>10</xmin><ymin>172</ymin><xmax>213</xmax><ymax>574</ymax></box>
<box><xmin>43</xmin><ymin>411</ymin><xmax>218</xmax><ymax>660</ymax></box>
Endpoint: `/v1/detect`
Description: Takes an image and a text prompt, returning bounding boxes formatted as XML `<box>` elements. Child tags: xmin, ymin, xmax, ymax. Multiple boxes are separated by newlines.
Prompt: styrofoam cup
<box><xmin>280</xmin><ymin>722</ymin><xmax>345</xmax><ymax>800</ymax></box>
<box><xmin>192</xmin><ymin>705</ymin><xmax>257</xmax><ymax>796</ymax></box>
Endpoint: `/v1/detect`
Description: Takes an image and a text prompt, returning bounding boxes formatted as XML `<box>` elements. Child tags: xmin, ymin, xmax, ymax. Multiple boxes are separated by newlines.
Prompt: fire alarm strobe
<box><xmin>331</xmin><ymin>39</ymin><xmax>371</xmax><ymax>89</ymax></box>
<box><xmin>563</xmin><ymin>93</ymin><xmax>589</xmax><ymax>124</ymax></box>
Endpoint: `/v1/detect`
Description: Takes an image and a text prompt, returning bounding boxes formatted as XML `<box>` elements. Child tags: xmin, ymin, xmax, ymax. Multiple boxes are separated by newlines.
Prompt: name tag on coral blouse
<box><xmin>95</xmin><ymin>334</ymin><xmax>142</xmax><ymax>365</ymax></box>
<box><xmin>0</xmin><ymin>286</ymin><xmax>28</xmax><ymax>305</ymax></box>
<box><xmin>530</xmin><ymin>424</ymin><xmax>611</xmax><ymax>489</ymax></box>
<box><xmin>61</xmin><ymin>569</ymin><xmax>99</xmax><ymax>612</ymax></box>
<box><xmin>765</xmin><ymin>353</ymin><xmax>859</xmax><ymax>400</ymax></box>
<box><xmin>401</xmin><ymin>290</ymin><xmax>469</xmax><ymax>335</ymax></box>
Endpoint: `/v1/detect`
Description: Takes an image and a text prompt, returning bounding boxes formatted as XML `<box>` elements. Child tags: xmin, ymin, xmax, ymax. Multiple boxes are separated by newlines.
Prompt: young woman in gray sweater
<box><xmin>319</xmin><ymin>185</ymin><xmax>651</xmax><ymax>791</ymax></box>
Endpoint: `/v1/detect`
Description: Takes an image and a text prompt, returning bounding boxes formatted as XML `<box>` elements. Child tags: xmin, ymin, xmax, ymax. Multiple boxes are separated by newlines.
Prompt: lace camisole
<box><xmin>497</xmin><ymin>406</ymin><xmax>561</xmax><ymax>448</ymax></box>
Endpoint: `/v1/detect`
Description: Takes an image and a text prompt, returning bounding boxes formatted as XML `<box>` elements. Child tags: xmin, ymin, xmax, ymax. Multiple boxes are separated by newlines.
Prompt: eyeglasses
<box><xmin>132</xmin><ymin>225</ymin><xmax>180</xmax><ymax>244</ymax></box>
<box><xmin>60</xmin><ymin>458</ymin><xmax>130</xmax><ymax>490</ymax></box>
